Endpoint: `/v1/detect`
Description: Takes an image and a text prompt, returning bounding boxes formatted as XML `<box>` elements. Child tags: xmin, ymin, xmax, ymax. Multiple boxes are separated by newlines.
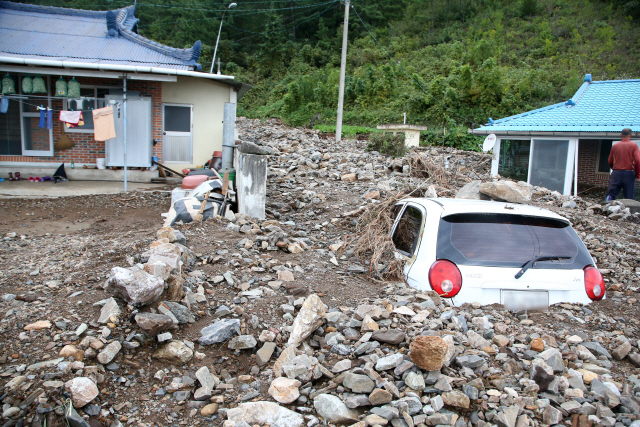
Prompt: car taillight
<box><xmin>584</xmin><ymin>266</ymin><xmax>605</xmax><ymax>301</ymax></box>
<box><xmin>429</xmin><ymin>260</ymin><xmax>462</xmax><ymax>298</ymax></box>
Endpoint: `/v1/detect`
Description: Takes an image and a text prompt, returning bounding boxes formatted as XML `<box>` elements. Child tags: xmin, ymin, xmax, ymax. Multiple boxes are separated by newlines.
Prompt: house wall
<box><xmin>0</xmin><ymin>75</ymin><xmax>162</xmax><ymax>166</ymax></box>
<box><xmin>161</xmin><ymin>76</ymin><xmax>231</xmax><ymax>171</ymax></box>
<box><xmin>577</xmin><ymin>140</ymin><xmax>610</xmax><ymax>187</ymax></box>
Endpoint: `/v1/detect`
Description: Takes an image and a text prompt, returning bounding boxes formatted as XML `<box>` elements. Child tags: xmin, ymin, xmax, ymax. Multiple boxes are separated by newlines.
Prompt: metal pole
<box><xmin>335</xmin><ymin>0</ymin><xmax>350</xmax><ymax>142</ymax></box>
<box><xmin>210</xmin><ymin>9</ymin><xmax>227</xmax><ymax>74</ymax></box>
<box><xmin>123</xmin><ymin>75</ymin><xmax>127</xmax><ymax>192</ymax></box>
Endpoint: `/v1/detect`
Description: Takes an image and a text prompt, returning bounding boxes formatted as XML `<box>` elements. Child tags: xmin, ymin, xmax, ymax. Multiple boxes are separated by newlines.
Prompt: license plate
<box><xmin>502</xmin><ymin>290</ymin><xmax>549</xmax><ymax>311</ymax></box>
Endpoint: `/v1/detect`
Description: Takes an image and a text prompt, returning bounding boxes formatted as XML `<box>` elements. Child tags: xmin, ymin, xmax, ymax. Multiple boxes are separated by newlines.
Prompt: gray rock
<box><xmin>343</xmin><ymin>373</ymin><xmax>375</xmax><ymax>393</ymax></box>
<box><xmin>135</xmin><ymin>313</ymin><xmax>173</xmax><ymax>337</ymax></box>
<box><xmin>229</xmin><ymin>335</ymin><xmax>258</xmax><ymax>350</ymax></box>
<box><xmin>343</xmin><ymin>393</ymin><xmax>371</xmax><ymax>409</ymax></box>
<box><xmin>256</xmin><ymin>342</ymin><xmax>277</xmax><ymax>366</ymax></box>
<box><xmin>160</xmin><ymin>301</ymin><xmax>194</xmax><ymax>324</ymax></box>
<box><xmin>542</xmin><ymin>406</ymin><xmax>562</xmax><ymax>425</ymax></box>
<box><xmin>479</xmin><ymin>181</ymin><xmax>532</xmax><ymax>203</ymax></box>
<box><xmin>372</xmin><ymin>329</ymin><xmax>406</xmax><ymax>344</ymax></box>
<box><xmin>287</xmin><ymin>294</ymin><xmax>326</xmax><ymax>347</ymax></box>
<box><xmin>583</xmin><ymin>342</ymin><xmax>611</xmax><ymax>359</ymax></box>
<box><xmin>455</xmin><ymin>355</ymin><xmax>484</xmax><ymax>369</ymax></box>
<box><xmin>313</xmin><ymin>393</ymin><xmax>360</xmax><ymax>424</ymax></box>
<box><xmin>494</xmin><ymin>405</ymin><xmax>519</xmax><ymax>427</ymax></box>
<box><xmin>98</xmin><ymin>297</ymin><xmax>120</xmax><ymax>323</ymax></box>
<box><xmin>199</xmin><ymin>319</ymin><xmax>241</xmax><ymax>345</ymax></box>
<box><xmin>612</xmin><ymin>341</ymin><xmax>632</xmax><ymax>360</ymax></box>
<box><xmin>104</xmin><ymin>267</ymin><xmax>164</xmax><ymax>306</ymax></box>
<box><xmin>456</xmin><ymin>180</ymin><xmax>491</xmax><ymax>200</ymax></box>
<box><xmin>227</xmin><ymin>401</ymin><xmax>304</xmax><ymax>427</ymax></box>
<box><xmin>96</xmin><ymin>341</ymin><xmax>121</xmax><ymax>365</ymax></box>
<box><xmin>404</xmin><ymin>372</ymin><xmax>426</xmax><ymax>390</ymax></box>
<box><xmin>376</xmin><ymin>353</ymin><xmax>404</xmax><ymax>370</ymax></box>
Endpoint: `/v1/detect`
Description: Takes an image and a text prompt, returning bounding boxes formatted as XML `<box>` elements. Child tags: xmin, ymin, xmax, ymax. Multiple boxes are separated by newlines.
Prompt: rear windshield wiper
<box><xmin>515</xmin><ymin>255</ymin><xmax>573</xmax><ymax>279</ymax></box>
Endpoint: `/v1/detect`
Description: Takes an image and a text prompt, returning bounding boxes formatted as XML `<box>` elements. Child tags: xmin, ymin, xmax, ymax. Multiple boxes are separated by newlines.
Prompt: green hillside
<box><xmin>25</xmin><ymin>0</ymin><xmax>640</xmax><ymax>146</ymax></box>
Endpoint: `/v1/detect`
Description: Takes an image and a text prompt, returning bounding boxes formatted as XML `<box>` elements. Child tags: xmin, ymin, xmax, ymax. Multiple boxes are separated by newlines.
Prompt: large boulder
<box><xmin>456</xmin><ymin>180</ymin><xmax>491</xmax><ymax>200</ymax></box>
<box><xmin>287</xmin><ymin>294</ymin><xmax>326</xmax><ymax>347</ymax></box>
<box><xmin>410</xmin><ymin>335</ymin><xmax>448</xmax><ymax>371</ymax></box>
<box><xmin>479</xmin><ymin>181</ymin><xmax>532</xmax><ymax>203</ymax></box>
<box><xmin>103</xmin><ymin>267</ymin><xmax>164</xmax><ymax>307</ymax></box>
<box><xmin>226</xmin><ymin>401</ymin><xmax>304</xmax><ymax>427</ymax></box>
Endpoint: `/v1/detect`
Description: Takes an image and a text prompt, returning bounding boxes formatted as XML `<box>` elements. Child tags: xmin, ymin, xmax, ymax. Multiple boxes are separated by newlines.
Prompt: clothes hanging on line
<box><xmin>92</xmin><ymin>106</ymin><xmax>116</xmax><ymax>141</ymax></box>
<box><xmin>38</xmin><ymin>106</ymin><xmax>53</xmax><ymax>129</ymax></box>
<box><xmin>0</xmin><ymin>96</ymin><xmax>8</xmax><ymax>114</ymax></box>
<box><xmin>59</xmin><ymin>110</ymin><xmax>82</xmax><ymax>125</ymax></box>
<box><xmin>65</xmin><ymin>113</ymin><xmax>84</xmax><ymax>129</ymax></box>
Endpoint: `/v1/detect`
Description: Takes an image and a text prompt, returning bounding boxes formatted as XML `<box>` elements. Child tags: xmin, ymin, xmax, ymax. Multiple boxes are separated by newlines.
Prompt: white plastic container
<box><xmin>96</xmin><ymin>158</ymin><xmax>106</xmax><ymax>169</ymax></box>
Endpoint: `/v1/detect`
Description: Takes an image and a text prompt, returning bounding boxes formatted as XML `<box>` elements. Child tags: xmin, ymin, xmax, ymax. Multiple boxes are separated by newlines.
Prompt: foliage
<box><xmin>420</xmin><ymin>124</ymin><xmax>484</xmax><ymax>152</ymax></box>
<box><xmin>366</xmin><ymin>132</ymin><xmax>407</xmax><ymax>158</ymax></box>
<box><xmin>24</xmin><ymin>0</ymin><xmax>640</xmax><ymax>151</ymax></box>
<box><xmin>313</xmin><ymin>124</ymin><xmax>382</xmax><ymax>137</ymax></box>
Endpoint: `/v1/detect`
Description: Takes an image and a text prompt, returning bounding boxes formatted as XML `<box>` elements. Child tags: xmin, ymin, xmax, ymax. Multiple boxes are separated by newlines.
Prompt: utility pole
<box><xmin>335</xmin><ymin>0</ymin><xmax>350</xmax><ymax>142</ymax></box>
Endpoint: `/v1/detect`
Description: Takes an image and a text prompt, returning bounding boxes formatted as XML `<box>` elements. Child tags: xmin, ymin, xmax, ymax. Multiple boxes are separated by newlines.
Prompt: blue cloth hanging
<box><xmin>39</xmin><ymin>108</ymin><xmax>46</xmax><ymax>128</ymax></box>
<box><xmin>47</xmin><ymin>108</ymin><xmax>52</xmax><ymax>129</ymax></box>
<box><xmin>0</xmin><ymin>96</ymin><xmax>8</xmax><ymax>114</ymax></box>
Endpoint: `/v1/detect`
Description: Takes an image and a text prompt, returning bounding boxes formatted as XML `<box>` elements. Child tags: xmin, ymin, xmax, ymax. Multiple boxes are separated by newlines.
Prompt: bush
<box><xmin>367</xmin><ymin>133</ymin><xmax>407</xmax><ymax>158</ymax></box>
<box><xmin>313</xmin><ymin>124</ymin><xmax>382</xmax><ymax>137</ymax></box>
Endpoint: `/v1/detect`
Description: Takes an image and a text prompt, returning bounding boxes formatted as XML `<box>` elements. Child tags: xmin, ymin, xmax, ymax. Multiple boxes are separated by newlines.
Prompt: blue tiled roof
<box><xmin>0</xmin><ymin>1</ymin><xmax>202</xmax><ymax>70</ymax></box>
<box><xmin>474</xmin><ymin>75</ymin><xmax>640</xmax><ymax>134</ymax></box>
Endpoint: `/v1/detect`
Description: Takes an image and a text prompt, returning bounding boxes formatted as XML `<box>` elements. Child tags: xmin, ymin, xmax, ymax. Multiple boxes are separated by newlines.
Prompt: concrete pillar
<box><xmin>235</xmin><ymin>151</ymin><xmax>267</xmax><ymax>219</ymax></box>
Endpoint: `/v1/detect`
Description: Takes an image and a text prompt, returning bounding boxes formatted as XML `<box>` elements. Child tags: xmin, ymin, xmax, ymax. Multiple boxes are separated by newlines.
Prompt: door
<box><xmin>162</xmin><ymin>104</ymin><xmax>193</xmax><ymax>163</ymax></box>
<box><xmin>104</xmin><ymin>95</ymin><xmax>153</xmax><ymax>167</ymax></box>
<box><xmin>528</xmin><ymin>139</ymin><xmax>576</xmax><ymax>195</ymax></box>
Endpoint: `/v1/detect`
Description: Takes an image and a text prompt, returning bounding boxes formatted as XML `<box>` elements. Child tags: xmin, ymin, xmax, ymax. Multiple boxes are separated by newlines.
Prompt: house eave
<box><xmin>469</xmin><ymin>129</ymin><xmax>639</xmax><ymax>138</ymax></box>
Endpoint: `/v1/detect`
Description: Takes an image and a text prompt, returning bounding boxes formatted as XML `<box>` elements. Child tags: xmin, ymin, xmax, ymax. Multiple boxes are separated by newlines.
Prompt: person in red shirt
<box><xmin>605</xmin><ymin>128</ymin><xmax>640</xmax><ymax>201</ymax></box>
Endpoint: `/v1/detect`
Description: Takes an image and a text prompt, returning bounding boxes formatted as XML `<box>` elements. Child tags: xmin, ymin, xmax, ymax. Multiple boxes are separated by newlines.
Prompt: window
<box><xmin>0</xmin><ymin>91</ymin><xmax>21</xmax><ymax>155</ymax></box>
<box><xmin>436</xmin><ymin>213</ymin><xmax>593</xmax><ymax>269</ymax></box>
<box><xmin>162</xmin><ymin>104</ymin><xmax>193</xmax><ymax>163</ymax></box>
<box><xmin>499</xmin><ymin>140</ymin><xmax>530</xmax><ymax>182</ymax></box>
<box><xmin>64</xmin><ymin>87</ymin><xmax>110</xmax><ymax>132</ymax></box>
<box><xmin>392</xmin><ymin>205</ymin><xmax>423</xmax><ymax>257</ymax></box>
<box><xmin>598</xmin><ymin>140</ymin><xmax>613</xmax><ymax>173</ymax></box>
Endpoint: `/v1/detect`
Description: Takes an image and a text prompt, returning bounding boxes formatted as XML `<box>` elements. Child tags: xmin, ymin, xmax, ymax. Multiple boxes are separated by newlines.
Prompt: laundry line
<box><xmin>1</xmin><ymin>95</ymin><xmax>121</xmax><ymax>115</ymax></box>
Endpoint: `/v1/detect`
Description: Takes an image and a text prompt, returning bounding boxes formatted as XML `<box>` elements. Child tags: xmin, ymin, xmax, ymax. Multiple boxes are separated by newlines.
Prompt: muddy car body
<box><xmin>391</xmin><ymin>198</ymin><xmax>605</xmax><ymax>309</ymax></box>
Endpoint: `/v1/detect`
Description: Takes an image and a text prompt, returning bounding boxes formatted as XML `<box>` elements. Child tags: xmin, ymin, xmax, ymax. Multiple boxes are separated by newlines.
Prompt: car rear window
<box><xmin>436</xmin><ymin>213</ymin><xmax>593</xmax><ymax>269</ymax></box>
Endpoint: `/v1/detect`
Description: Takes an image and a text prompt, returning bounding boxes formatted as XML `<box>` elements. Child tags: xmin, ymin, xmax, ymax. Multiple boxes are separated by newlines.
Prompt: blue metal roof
<box><xmin>0</xmin><ymin>1</ymin><xmax>202</xmax><ymax>70</ymax></box>
<box><xmin>474</xmin><ymin>75</ymin><xmax>640</xmax><ymax>134</ymax></box>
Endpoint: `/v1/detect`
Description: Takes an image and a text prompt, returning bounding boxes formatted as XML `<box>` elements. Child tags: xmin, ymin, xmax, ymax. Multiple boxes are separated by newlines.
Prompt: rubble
<box><xmin>0</xmin><ymin>118</ymin><xmax>639</xmax><ymax>427</ymax></box>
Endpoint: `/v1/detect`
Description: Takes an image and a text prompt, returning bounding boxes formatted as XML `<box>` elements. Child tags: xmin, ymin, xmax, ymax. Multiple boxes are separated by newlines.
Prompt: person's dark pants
<box><xmin>605</xmin><ymin>170</ymin><xmax>636</xmax><ymax>201</ymax></box>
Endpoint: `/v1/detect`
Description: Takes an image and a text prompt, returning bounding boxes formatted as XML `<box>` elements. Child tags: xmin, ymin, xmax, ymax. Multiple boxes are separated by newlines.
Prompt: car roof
<box><xmin>400</xmin><ymin>198</ymin><xmax>570</xmax><ymax>224</ymax></box>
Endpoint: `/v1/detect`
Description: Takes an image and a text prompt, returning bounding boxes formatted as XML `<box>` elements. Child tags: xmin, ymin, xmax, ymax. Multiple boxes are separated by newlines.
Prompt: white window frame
<box><xmin>18</xmin><ymin>75</ymin><xmax>54</xmax><ymax>157</ymax></box>
<box><xmin>494</xmin><ymin>137</ymin><xmax>577</xmax><ymax>196</ymax></box>
<box><xmin>162</xmin><ymin>103</ymin><xmax>193</xmax><ymax>164</ymax></box>
<box><xmin>63</xmin><ymin>85</ymin><xmax>113</xmax><ymax>133</ymax></box>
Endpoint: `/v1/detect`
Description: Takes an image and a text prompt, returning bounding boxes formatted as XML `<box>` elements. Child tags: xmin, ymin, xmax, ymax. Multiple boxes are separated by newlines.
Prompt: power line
<box><xmin>219</xmin><ymin>0</ymin><xmax>336</xmax><ymax>43</ymax></box>
<box><xmin>128</xmin><ymin>0</ymin><xmax>336</xmax><ymax>13</ymax></box>
<box><xmin>350</xmin><ymin>5</ymin><xmax>477</xmax><ymax>127</ymax></box>
<box><xmin>219</xmin><ymin>1</ymin><xmax>336</xmax><ymax>35</ymax></box>
<box><xmin>136</xmin><ymin>0</ymin><xmax>337</xmax><ymax>27</ymax></box>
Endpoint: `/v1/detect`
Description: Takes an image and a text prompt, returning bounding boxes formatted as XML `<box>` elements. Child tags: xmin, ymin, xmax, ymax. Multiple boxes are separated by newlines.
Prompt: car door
<box><xmin>391</xmin><ymin>202</ymin><xmax>426</xmax><ymax>285</ymax></box>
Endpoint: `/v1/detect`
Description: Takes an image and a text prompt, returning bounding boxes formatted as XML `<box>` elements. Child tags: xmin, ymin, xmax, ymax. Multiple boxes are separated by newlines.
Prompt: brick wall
<box><xmin>0</xmin><ymin>75</ymin><xmax>162</xmax><ymax>165</ymax></box>
<box><xmin>577</xmin><ymin>139</ymin><xmax>610</xmax><ymax>188</ymax></box>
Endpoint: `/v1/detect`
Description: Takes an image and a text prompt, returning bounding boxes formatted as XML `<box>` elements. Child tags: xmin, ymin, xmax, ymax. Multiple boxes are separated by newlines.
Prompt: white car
<box><xmin>391</xmin><ymin>198</ymin><xmax>605</xmax><ymax>309</ymax></box>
